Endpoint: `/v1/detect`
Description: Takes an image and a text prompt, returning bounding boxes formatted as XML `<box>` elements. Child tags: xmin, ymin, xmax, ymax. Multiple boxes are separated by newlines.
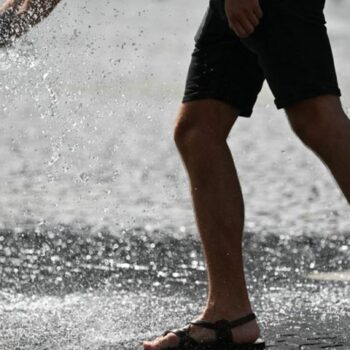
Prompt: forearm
<box><xmin>22</xmin><ymin>0</ymin><xmax>61</xmax><ymax>21</ymax></box>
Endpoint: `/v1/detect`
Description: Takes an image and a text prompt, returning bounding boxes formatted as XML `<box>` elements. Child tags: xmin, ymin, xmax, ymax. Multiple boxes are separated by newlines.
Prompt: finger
<box><xmin>230</xmin><ymin>21</ymin><xmax>248</xmax><ymax>38</ymax></box>
<box><xmin>248</xmin><ymin>12</ymin><xmax>260</xmax><ymax>27</ymax></box>
<box><xmin>0</xmin><ymin>0</ymin><xmax>16</xmax><ymax>13</ymax></box>
<box><xmin>253</xmin><ymin>1</ymin><xmax>263</xmax><ymax>19</ymax></box>
<box><xmin>239</xmin><ymin>18</ymin><xmax>256</xmax><ymax>37</ymax></box>
<box><xmin>16</xmin><ymin>0</ymin><xmax>30</xmax><ymax>14</ymax></box>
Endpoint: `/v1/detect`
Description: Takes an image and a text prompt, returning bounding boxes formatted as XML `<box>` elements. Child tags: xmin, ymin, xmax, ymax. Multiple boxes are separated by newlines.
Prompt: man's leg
<box><xmin>143</xmin><ymin>99</ymin><xmax>261</xmax><ymax>350</ymax></box>
<box><xmin>286</xmin><ymin>95</ymin><xmax>350</xmax><ymax>204</ymax></box>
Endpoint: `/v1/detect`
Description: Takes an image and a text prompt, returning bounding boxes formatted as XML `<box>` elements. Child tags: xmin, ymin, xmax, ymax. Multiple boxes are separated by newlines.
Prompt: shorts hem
<box><xmin>275</xmin><ymin>87</ymin><xmax>342</xmax><ymax>109</ymax></box>
<box><xmin>182</xmin><ymin>92</ymin><xmax>253</xmax><ymax>118</ymax></box>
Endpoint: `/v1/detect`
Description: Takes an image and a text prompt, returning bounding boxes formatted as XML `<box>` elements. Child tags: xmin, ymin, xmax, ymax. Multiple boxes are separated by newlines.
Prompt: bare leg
<box><xmin>144</xmin><ymin>99</ymin><xmax>261</xmax><ymax>349</ymax></box>
<box><xmin>286</xmin><ymin>95</ymin><xmax>350</xmax><ymax>204</ymax></box>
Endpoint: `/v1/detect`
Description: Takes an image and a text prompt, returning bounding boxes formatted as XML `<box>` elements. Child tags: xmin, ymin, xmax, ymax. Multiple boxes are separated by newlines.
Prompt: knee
<box><xmin>173</xmin><ymin>101</ymin><xmax>236</xmax><ymax>153</ymax></box>
<box><xmin>173</xmin><ymin>115</ymin><xmax>208</xmax><ymax>153</ymax></box>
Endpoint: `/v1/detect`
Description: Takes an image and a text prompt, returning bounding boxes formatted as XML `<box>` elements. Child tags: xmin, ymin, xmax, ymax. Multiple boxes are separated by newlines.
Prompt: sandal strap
<box><xmin>162</xmin><ymin>326</ymin><xmax>188</xmax><ymax>349</ymax></box>
<box><xmin>189</xmin><ymin>312</ymin><xmax>256</xmax><ymax>343</ymax></box>
<box><xmin>190</xmin><ymin>313</ymin><xmax>256</xmax><ymax>329</ymax></box>
<box><xmin>228</xmin><ymin>312</ymin><xmax>256</xmax><ymax>328</ymax></box>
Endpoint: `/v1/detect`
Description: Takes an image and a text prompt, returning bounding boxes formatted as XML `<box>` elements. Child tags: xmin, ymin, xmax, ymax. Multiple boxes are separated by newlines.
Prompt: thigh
<box><xmin>182</xmin><ymin>1</ymin><xmax>265</xmax><ymax>118</ymax></box>
<box><xmin>241</xmin><ymin>0</ymin><xmax>341</xmax><ymax>110</ymax></box>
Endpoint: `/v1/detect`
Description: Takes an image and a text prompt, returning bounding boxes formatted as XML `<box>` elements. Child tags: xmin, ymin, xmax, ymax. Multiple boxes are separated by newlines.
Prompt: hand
<box><xmin>0</xmin><ymin>0</ymin><xmax>15</xmax><ymax>13</ymax></box>
<box><xmin>16</xmin><ymin>0</ymin><xmax>32</xmax><ymax>15</ymax></box>
<box><xmin>0</xmin><ymin>0</ymin><xmax>60</xmax><ymax>46</ymax></box>
<box><xmin>1</xmin><ymin>0</ymin><xmax>60</xmax><ymax>17</ymax></box>
<box><xmin>224</xmin><ymin>0</ymin><xmax>263</xmax><ymax>38</ymax></box>
<box><xmin>0</xmin><ymin>0</ymin><xmax>30</xmax><ymax>15</ymax></box>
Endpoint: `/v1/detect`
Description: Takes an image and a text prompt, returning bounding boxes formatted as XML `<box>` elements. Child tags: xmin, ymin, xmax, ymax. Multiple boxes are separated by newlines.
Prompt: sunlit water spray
<box><xmin>0</xmin><ymin>0</ymin><xmax>349</xmax><ymax>348</ymax></box>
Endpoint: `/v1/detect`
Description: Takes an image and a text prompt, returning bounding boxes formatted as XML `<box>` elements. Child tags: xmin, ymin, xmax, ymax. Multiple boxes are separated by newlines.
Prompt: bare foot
<box><xmin>143</xmin><ymin>308</ymin><xmax>261</xmax><ymax>350</ymax></box>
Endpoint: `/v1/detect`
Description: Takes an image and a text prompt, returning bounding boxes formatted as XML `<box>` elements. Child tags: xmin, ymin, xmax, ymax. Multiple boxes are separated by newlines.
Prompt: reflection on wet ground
<box><xmin>0</xmin><ymin>227</ymin><xmax>349</xmax><ymax>348</ymax></box>
<box><xmin>0</xmin><ymin>0</ymin><xmax>350</xmax><ymax>348</ymax></box>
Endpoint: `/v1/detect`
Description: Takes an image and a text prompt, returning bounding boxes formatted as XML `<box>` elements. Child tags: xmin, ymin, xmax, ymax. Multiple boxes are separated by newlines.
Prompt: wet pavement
<box><xmin>267</xmin><ymin>332</ymin><xmax>348</xmax><ymax>349</ymax></box>
<box><xmin>0</xmin><ymin>0</ymin><xmax>350</xmax><ymax>349</ymax></box>
<box><xmin>0</xmin><ymin>227</ymin><xmax>349</xmax><ymax>349</ymax></box>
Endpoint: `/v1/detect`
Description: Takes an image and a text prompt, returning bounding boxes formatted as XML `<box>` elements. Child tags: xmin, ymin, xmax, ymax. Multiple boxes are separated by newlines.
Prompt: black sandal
<box><xmin>159</xmin><ymin>312</ymin><xmax>265</xmax><ymax>350</ymax></box>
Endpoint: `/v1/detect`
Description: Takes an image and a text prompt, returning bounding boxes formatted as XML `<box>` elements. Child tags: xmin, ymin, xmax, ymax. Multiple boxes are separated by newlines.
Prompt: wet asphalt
<box><xmin>0</xmin><ymin>0</ymin><xmax>349</xmax><ymax>349</ymax></box>
<box><xmin>0</xmin><ymin>227</ymin><xmax>349</xmax><ymax>349</ymax></box>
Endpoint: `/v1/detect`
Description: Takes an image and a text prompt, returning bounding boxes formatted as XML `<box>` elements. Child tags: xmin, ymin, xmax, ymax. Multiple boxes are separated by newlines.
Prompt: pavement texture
<box><xmin>0</xmin><ymin>227</ymin><xmax>349</xmax><ymax>349</ymax></box>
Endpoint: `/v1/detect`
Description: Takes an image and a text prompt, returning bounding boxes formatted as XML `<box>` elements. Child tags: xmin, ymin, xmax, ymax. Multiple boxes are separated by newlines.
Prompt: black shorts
<box><xmin>182</xmin><ymin>0</ymin><xmax>341</xmax><ymax>117</ymax></box>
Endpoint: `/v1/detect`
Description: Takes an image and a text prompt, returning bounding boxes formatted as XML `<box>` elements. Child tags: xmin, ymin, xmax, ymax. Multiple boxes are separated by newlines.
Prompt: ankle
<box><xmin>202</xmin><ymin>301</ymin><xmax>254</xmax><ymax>321</ymax></box>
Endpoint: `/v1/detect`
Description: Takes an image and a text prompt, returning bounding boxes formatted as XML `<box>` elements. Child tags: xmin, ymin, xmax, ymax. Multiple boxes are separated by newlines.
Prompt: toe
<box><xmin>143</xmin><ymin>341</ymin><xmax>154</xmax><ymax>350</ymax></box>
<box><xmin>143</xmin><ymin>333</ymin><xmax>180</xmax><ymax>350</ymax></box>
<box><xmin>143</xmin><ymin>342</ymin><xmax>150</xmax><ymax>350</ymax></box>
